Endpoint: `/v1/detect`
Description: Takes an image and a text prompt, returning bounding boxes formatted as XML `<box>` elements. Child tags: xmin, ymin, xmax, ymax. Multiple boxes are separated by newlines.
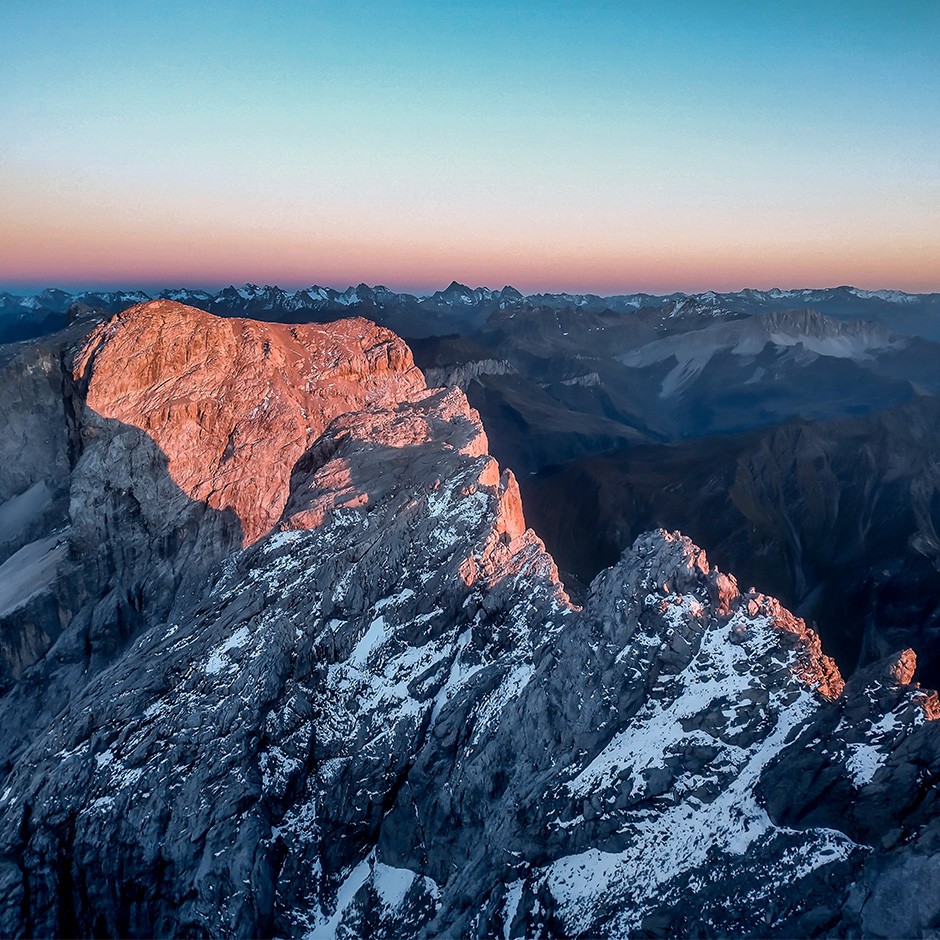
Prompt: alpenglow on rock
<box><xmin>0</xmin><ymin>301</ymin><xmax>938</xmax><ymax>938</ymax></box>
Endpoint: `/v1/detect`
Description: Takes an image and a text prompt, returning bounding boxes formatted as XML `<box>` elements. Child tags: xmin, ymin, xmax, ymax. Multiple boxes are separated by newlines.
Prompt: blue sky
<box><xmin>2</xmin><ymin>1</ymin><xmax>938</xmax><ymax>292</ymax></box>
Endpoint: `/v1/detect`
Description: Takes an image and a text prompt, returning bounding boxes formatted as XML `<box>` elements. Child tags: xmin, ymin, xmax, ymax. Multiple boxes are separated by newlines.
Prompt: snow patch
<box><xmin>0</xmin><ymin>533</ymin><xmax>69</xmax><ymax>617</ymax></box>
<box><xmin>205</xmin><ymin>625</ymin><xmax>251</xmax><ymax>675</ymax></box>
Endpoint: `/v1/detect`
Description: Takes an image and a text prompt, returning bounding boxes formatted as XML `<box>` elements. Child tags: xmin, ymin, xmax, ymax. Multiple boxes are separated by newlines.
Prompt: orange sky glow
<box><xmin>3</xmin><ymin>3</ymin><xmax>938</xmax><ymax>296</ymax></box>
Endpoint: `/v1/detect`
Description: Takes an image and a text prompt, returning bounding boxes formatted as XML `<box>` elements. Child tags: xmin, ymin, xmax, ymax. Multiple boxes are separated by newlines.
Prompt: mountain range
<box><xmin>3</xmin><ymin>281</ymin><xmax>940</xmax><ymax>345</ymax></box>
<box><xmin>410</xmin><ymin>301</ymin><xmax>940</xmax><ymax>692</ymax></box>
<box><xmin>4</xmin><ymin>282</ymin><xmax>940</xmax><ymax>683</ymax></box>
<box><xmin>0</xmin><ymin>299</ymin><xmax>938</xmax><ymax>937</ymax></box>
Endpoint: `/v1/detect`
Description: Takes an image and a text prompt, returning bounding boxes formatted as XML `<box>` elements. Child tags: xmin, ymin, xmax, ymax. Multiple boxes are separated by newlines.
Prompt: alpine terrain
<box><xmin>0</xmin><ymin>300</ymin><xmax>938</xmax><ymax>937</ymax></box>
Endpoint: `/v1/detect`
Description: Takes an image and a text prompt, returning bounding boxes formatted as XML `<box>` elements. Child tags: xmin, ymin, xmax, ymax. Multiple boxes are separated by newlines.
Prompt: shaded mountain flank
<box><xmin>405</xmin><ymin>306</ymin><xmax>940</xmax><ymax>695</ymax></box>
<box><xmin>0</xmin><ymin>302</ymin><xmax>938</xmax><ymax>937</ymax></box>
<box><xmin>520</xmin><ymin>401</ymin><xmax>940</xmax><ymax>686</ymax></box>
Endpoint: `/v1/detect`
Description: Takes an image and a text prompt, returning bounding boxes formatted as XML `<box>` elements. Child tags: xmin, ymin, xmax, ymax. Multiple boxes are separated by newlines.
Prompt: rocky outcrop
<box><xmin>522</xmin><ymin>399</ymin><xmax>940</xmax><ymax>684</ymax></box>
<box><xmin>0</xmin><ymin>302</ymin><xmax>937</xmax><ymax>938</ymax></box>
<box><xmin>0</xmin><ymin>303</ymin><xmax>428</xmax><ymax>767</ymax></box>
<box><xmin>0</xmin><ymin>330</ymin><xmax>87</xmax><ymax>693</ymax></box>
<box><xmin>422</xmin><ymin>357</ymin><xmax>515</xmax><ymax>390</ymax></box>
<box><xmin>0</xmin><ymin>338</ymin><xmax>73</xmax><ymax>556</ymax></box>
<box><xmin>74</xmin><ymin>300</ymin><xmax>427</xmax><ymax>545</ymax></box>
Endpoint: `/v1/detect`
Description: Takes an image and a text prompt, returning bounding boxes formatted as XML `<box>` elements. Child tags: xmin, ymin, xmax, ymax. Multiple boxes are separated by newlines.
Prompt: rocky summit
<box><xmin>0</xmin><ymin>301</ymin><xmax>938</xmax><ymax>938</ymax></box>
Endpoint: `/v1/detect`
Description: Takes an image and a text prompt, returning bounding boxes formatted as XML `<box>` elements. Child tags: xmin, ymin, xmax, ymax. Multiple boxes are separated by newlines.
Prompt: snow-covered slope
<box><xmin>620</xmin><ymin>308</ymin><xmax>904</xmax><ymax>398</ymax></box>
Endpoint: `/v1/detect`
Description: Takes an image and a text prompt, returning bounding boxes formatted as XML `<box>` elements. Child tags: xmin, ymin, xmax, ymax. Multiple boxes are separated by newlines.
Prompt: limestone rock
<box><xmin>74</xmin><ymin>300</ymin><xmax>427</xmax><ymax>545</ymax></box>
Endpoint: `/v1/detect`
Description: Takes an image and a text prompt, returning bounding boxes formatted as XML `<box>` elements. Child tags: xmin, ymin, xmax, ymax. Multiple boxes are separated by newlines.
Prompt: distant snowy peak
<box><xmin>526</xmin><ymin>291</ymin><xmax>596</xmax><ymax>307</ymax></box>
<box><xmin>334</xmin><ymin>286</ymin><xmax>361</xmax><ymax>306</ymax></box>
<box><xmin>2</xmin><ymin>284</ymin><xmax>938</xmax><ymax>347</ymax></box>
<box><xmin>358</xmin><ymin>284</ymin><xmax>413</xmax><ymax>305</ymax></box>
<box><xmin>428</xmin><ymin>281</ymin><xmax>493</xmax><ymax>305</ymax></box>
<box><xmin>36</xmin><ymin>288</ymin><xmax>73</xmax><ymax>309</ymax></box>
<box><xmin>75</xmin><ymin>289</ymin><xmax>151</xmax><ymax>308</ymax></box>
<box><xmin>158</xmin><ymin>288</ymin><xmax>215</xmax><ymax>304</ymax></box>
<box><xmin>2</xmin><ymin>284</ymin><xmax>933</xmax><ymax>316</ymax></box>
<box><xmin>495</xmin><ymin>285</ymin><xmax>524</xmax><ymax>307</ymax></box>
<box><xmin>848</xmin><ymin>288</ymin><xmax>920</xmax><ymax>304</ymax></box>
<box><xmin>663</xmin><ymin>295</ymin><xmax>734</xmax><ymax>319</ymax></box>
<box><xmin>737</xmin><ymin>286</ymin><xmax>923</xmax><ymax>305</ymax></box>
<box><xmin>212</xmin><ymin>284</ymin><xmax>291</xmax><ymax>308</ymax></box>
<box><xmin>422</xmin><ymin>282</ymin><xmax>529</xmax><ymax>309</ymax></box>
<box><xmin>526</xmin><ymin>291</ymin><xmax>695</xmax><ymax>313</ymax></box>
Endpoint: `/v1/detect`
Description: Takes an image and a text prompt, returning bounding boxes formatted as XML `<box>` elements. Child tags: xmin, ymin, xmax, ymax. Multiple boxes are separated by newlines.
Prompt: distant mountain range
<box><xmin>2</xmin><ymin>281</ymin><xmax>940</xmax><ymax>344</ymax></box>
<box><xmin>3</xmin><ymin>279</ymin><xmax>940</xmax><ymax>690</ymax></box>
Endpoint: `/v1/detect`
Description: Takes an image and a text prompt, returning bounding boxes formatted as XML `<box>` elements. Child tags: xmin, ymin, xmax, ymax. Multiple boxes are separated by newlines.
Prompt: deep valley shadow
<box><xmin>518</xmin><ymin>397</ymin><xmax>940</xmax><ymax>686</ymax></box>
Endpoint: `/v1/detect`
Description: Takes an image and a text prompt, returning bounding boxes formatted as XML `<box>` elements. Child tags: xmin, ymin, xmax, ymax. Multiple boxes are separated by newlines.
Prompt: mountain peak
<box><xmin>73</xmin><ymin>301</ymin><xmax>426</xmax><ymax>544</ymax></box>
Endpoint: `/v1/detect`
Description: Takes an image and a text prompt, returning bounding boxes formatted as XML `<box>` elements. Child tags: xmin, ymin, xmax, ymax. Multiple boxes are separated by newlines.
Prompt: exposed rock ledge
<box><xmin>422</xmin><ymin>356</ymin><xmax>515</xmax><ymax>390</ymax></box>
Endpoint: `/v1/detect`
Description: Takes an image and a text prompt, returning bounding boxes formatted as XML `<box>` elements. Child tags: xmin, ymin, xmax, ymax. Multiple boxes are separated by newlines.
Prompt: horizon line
<box><xmin>2</xmin><ymin>279</ymin><xmax>938</xmax><ymax>300</ymax></box>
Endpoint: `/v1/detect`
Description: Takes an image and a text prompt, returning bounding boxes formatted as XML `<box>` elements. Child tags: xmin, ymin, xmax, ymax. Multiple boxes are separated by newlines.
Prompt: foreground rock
<box><xmin>0</xmin><ymin>302</ymin><xmax>937</xmax><ymax>937</ymax></box>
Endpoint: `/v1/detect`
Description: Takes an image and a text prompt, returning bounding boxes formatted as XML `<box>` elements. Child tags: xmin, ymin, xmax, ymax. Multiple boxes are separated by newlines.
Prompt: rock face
<box><xmin>75</xmin><ymin>300</ymin><xmax>426</xmax><ymax>545</ymax></box>
<box><xmin>0</xmin><ymin>302</ymin><xmax>938</xmax><ymax>938</ymax></box>
<box><xmin>422</xmin><ymin>357</ymin><xmax>515</xmax><ymax>390</ymax></box>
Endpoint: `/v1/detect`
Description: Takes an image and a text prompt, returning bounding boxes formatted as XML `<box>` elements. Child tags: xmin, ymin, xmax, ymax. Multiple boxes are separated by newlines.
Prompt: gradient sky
<box><xmin>2</xmin><ymin>0</ymin><xmax>938</xmax><ymax>294</ymax></box>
